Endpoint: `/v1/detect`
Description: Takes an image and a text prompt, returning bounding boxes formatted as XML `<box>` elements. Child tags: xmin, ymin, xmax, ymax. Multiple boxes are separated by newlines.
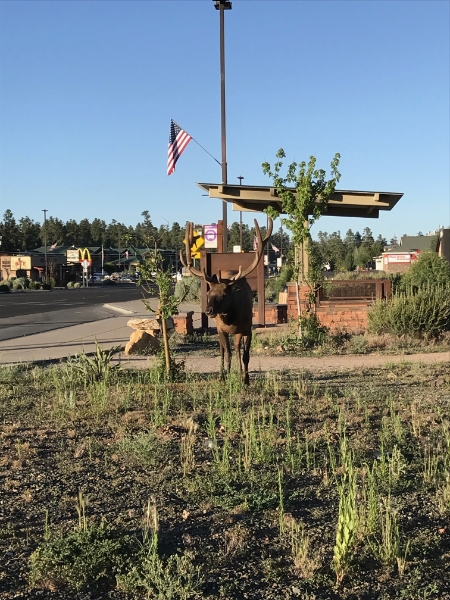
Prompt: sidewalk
<box><xmin>0</xmin><ymin>300</ymin><xmax>206</xmax><ymax>365</ymax></box>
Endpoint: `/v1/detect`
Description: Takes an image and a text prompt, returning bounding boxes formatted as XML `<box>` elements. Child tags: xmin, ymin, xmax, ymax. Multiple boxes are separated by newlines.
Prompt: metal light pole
<box><xmin>118</xmin><ymin>228</ymin><xmax>121</xmax><ymax>271</ymax></box>
<box><xmin>214</xmin><ymin>0</ymin><xmax>231</xmax><ymax>253</ymax></box>
<box><xmin>161</xmin><ymin>217</ymin><xmax>173</xmax><ymax>271</ymax></box>
<box><xmin>280</xmin><ymin>224</ymin><xmax>283</xmax><ymax>261</ymax></box>
<box><xmin>42</xmin><ymin>209</ymin><xmax>48</xmax><ymax>283</ymax></box>
<box><xmin>237</xmin><ymin>175</ymin><xmax>244</xmax><ymax>249</ymax></box>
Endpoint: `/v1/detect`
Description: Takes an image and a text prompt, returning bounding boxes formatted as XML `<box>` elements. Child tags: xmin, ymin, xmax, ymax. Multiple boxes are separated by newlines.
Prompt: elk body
<box><xmin>180</xmin><ymin>218</ymin><xmax>273</xmax><ymax>384</ymax></box>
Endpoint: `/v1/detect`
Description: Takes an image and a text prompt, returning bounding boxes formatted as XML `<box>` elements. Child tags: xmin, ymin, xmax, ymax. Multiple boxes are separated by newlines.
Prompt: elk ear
<box><xmin>207</xmin><ymin>274</ymin><xmax>219</xmax><ymax>288</ymax></box>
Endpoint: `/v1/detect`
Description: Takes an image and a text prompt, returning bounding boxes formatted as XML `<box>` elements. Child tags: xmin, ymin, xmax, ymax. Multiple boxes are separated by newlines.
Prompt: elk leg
<box><xmin>234</xmin><ymin>333</ymin><xmax>243</xmax><ymax>379</ymax></box>
<box><xmin>242</xmin><ymin>332</ymin><xmax>252</xmax><ymax>385</ymax></box>
<box><xmin>218</xmin><ymin>331</ymin><xmax>231</xmax><ymax>380</ymax></box>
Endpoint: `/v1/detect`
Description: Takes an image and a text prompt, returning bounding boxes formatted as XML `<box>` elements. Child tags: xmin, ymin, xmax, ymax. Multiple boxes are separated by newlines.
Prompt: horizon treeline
<box><xmin>1</xmin><ymin>209</ymin><xmax>406</xmax><ymax>270</ymax></box>
<box><xmin>312</xmin><ymin>228</ymin><xmax>389</xmax><ymax>271</ymax></box>
<box><xmin>0</xmin><ymin>209</ymin><xmax>286</xmax><ymax>255</ymax></box>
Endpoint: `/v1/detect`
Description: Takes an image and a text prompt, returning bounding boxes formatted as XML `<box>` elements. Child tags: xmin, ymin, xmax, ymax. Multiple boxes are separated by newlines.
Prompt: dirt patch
<box><xmin>117</xmin><ymin>349</ymin><xmax>450</xmax><ymax>376</ymax></box>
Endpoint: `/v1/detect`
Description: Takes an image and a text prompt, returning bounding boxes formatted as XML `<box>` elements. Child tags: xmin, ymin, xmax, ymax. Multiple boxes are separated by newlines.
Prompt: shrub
<box><xmin>2</xmin><ymin>280</ymin><xmax>13</xmax><ymax>288</ymax></box>
<box><xmin>175</xmin><ymin>276</ymin><xmax>201</xmax><ymax>303</ymax></box>
<box><xmin>30</xmin><ymin>522</ymin><xmax>136</xmax><ymax>592</ymax></box>
<box><xmin>368</xmin><ymin>284</ymin><xmax>450</xmax><ymax>338</ymax></box>
<box><xmin>12</xmin><ymin>277</ymin><xmax>30</xmax><ymax>290</ymax></box>
<box><xmin>28</xmin><ymin>281</ymin><xmax>38</xmax><ymax>290</ymax></box>
<box><xmin>389</xmin><ymin>272</ymin><xmax>403</xmax><ymax>294</ymax></box>
<box><xmin>74</xmin><ymin>282</ymin><xmax>82</xmax><ymax>289</ymax></box>
<box><xmin>265</xmin><ymin>263</ymin><xmax>294</xmax><ymax>302</ymax></box>
<box><xmin>348</xmin><ymin>334</ymin><xmax>369</xmax><ymax>354</ymax></box>
<box><xmin>0</xmin><ymin>284</ymin><xmax>11</xmax><ymax>293</ymax></box>
<box><xmin>66</xmin><ymin>281</ymin><xmax>74</xmax><ymax>289</ymax></box>
<box><xmin>401</xmin><ymin>251</ymin><xmax>450</xmax><ymax>290</ymax></box>
<box><xmin>276</xmin><ymin>312</ymin><xmax>329</xmax><ymax>352</ymax></box>
<box><xmin>333</xmin><ymin>270</ymin><xmax>388</xmax><ymax>280</ymax></box>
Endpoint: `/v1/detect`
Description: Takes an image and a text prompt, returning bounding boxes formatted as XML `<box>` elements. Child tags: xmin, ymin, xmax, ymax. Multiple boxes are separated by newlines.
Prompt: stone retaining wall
<box><xmin>286</xmin><ymin>281</ymin><xmax>387</xmax><ymax>333</ymax></box>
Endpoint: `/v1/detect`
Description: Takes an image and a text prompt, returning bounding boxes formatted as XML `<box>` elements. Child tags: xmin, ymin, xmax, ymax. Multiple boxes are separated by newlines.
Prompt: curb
<box><xmin>103</xmin><ymin>304</ymin><xmax>136</xmax><ymax>315</ymax></box>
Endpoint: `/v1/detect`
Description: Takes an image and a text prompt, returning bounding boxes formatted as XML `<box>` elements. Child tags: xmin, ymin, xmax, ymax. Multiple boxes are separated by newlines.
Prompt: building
<box><xmin>380</xmin><ymin>234</ymin><xmax>440</xmax><ymax>273</ymax></box>
<box><xmin>0</xmin><ymin>252</ymin><xmax>66</xmax><ymax>281</ymax></box>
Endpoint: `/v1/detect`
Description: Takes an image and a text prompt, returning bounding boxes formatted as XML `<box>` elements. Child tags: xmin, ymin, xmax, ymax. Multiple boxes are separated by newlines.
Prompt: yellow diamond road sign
<box><xmin>183</xmin><ymin>230</ymin><xmax>204</xmax><ymax>259</ymax></box>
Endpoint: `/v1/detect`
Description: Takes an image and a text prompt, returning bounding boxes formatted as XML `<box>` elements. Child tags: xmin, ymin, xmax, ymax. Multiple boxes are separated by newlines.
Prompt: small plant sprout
<box><xmin>290</xmin><ymin>519</ymin><xmax>321</xmax><ymax>579</ymax></box>
<box><xmin>333</xmin><ymin>460</ymin><xmax>358</xmax><ymax>584</ymax></box>
<box><xmin>75</xmin><ymin>490</ymin><xmax>88</xmax><ymax>532</ymax></box>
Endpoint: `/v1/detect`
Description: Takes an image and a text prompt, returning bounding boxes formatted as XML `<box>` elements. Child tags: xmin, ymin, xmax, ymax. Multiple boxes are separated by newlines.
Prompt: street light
<box><xmin>237</xmin><ymin>176</ymin><xmax>244</xmax><ymax>249</ymax></box>
<box><xmin>42</xmin><ymin>209</ymin><xmax>48</xmax><ymax>283</ymax></box>
<box><xmin>213</xmin><ymin>0</ymin><xmax>232</xmax><ymax>252</ymax></box>
<box><xmin>162</xmin><ymin>217</ymin><xmax>173</xmax><ymax>271</ymax></box>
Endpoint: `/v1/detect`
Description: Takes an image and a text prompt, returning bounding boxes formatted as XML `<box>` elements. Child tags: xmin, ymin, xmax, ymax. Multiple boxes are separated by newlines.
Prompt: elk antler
<box><xmin>229</xmin><ymin>217</ymin><xmax>273</xmax><ymax>282</ymax></box>
<box><xmin>179</xmin><ymin>222</ymin><xmax>204</xmax><ymax>279</ymax></box>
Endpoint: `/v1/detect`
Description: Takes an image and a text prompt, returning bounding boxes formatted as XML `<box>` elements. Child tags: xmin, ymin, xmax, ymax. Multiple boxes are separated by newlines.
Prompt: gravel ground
<box><xmin>1</xmin><ymin>358</ymin><xmax>450</xmax><ymax>599</ymax></box>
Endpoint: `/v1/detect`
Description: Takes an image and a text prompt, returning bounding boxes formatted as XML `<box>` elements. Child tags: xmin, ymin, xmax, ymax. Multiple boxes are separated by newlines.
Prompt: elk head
<box><xmin>180</xmin><ymin>218</ymin><xmax>273</xmax><ymax>315</ymax></box>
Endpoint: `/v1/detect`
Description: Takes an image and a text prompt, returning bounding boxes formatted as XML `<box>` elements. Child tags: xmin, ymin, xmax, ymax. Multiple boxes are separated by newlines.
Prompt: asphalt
<box><xmin>0</xmin><ymin>291</ymin><xmax>207</xmax><ymax>365</ymax></box>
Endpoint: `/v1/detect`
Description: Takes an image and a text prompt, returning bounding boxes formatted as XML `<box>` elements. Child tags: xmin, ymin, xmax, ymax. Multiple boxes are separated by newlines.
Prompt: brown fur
<box><xmin>205</xmin><ymin>274</ymin><xmax>253</xmax><ymax>384</ymax></box>
<box><xmin>180</xmin><ymin>218</ymin><xmax>273</xmax><ymax>385</ymax></box>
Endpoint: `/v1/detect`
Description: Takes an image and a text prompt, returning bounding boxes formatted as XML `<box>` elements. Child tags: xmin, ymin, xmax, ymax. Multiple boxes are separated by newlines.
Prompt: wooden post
<box><xmin>217</xmin><ymin>220</ymin><xmax>223</xmax><ymax>255</ymax></box>
<box><xmin>200</xmin><ymin>250</ymin><xmax>209</xmax><ymax>330</ymax></box>
<box><xmin>257</xmin><ymin>256</ymin><xmax>265</xmax><ymax>327</ymax></box>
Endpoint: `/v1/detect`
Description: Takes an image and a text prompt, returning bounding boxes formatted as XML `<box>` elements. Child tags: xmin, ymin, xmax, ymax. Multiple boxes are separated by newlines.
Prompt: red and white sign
<box><xmin>384</xmin><ymin>252</ymin><xmax>419</xmax><ymax>265</ymax></box>
<box><xmin>204</xmin><ymin>224</ymin><xmax>218</xmax><ymax>249</ymax></box>
<box><xmin>386</xmin><ymin>254</ymin><xmax>411</xmax><ymax>263</ymax></box>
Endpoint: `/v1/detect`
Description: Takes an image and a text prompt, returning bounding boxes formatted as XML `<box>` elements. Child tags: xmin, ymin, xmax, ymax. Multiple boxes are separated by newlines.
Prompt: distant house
<box><xmin>379</xmin><ymin>234</ymin><xmax>439</xmax><ymax>273</ymax></box>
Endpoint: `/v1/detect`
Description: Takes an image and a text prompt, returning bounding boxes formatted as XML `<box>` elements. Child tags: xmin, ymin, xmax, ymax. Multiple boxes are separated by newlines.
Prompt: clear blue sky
<box><xmin>0</xmin><ymin>0</ymin><xmax>448</xmax><ymax>241</ymax></box>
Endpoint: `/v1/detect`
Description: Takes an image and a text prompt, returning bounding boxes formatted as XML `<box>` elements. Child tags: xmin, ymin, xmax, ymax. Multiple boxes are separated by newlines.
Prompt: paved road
<box><xmin>0</xmin><ymin>285</ymin><xmax>146</xmax><ymax>341</ymax></box>
<box><xmin>0</xmin><ymin>285</ymin><xmax>144</xmax><ymax>318</ymax></box>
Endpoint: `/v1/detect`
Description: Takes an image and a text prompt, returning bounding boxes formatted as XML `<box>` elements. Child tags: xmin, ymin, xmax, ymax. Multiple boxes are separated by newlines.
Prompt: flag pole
<box><xmin>189</xmin><ymin>137</ymin><xmax>221</xmax><ymax>167</ymax></box>
<box><xmin>216</xmin><ymin>0</ymin><xmax>231</xmax><ymax>252</ymax></box>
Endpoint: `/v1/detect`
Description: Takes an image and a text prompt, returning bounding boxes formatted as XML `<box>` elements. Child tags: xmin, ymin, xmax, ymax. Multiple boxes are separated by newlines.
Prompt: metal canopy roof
<box><xmin>197</xmin><ymin>183</ymin><xmax>403</xmax><ymax>219</ymax></box>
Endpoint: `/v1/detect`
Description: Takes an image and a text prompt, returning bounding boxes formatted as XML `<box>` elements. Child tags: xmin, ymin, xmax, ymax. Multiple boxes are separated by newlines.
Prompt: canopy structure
<box><xmin>197</xmin><ymin>183</ymin><xmax>403</xmax><ymax>219</ymax></box>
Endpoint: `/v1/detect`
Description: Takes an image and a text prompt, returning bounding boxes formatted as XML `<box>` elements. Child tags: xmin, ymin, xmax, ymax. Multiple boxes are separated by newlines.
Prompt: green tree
<box><xmin>401</xmin><ymin>251</ymin><xmax>450</xmax><ymax>289</ymax></box>
<box><xmin>65</xmin><ymin>219</ymin><xmax>79</xmax><ymax>246</ymax></box>
<box><xmin>344</xmin><ymin>251</ymin><xmax>355</xmax><ymax>271</ymax></box>
<box><xmin>372</xmin><ymin>234</ymin><xmax>387</xmax><ymax>257</ymax></box>
<box><xmin>136</xmin><ymin>211</ymin><xmax>158</xmax><ymax>247</ymax></box>
<box><xmin>262</xmin><ymin>149</ymin><xmax>341</xmax><ymax>331</ymax></box>
<box><xmin>1</xmin><ymin>210</ymin><xmax>21</xmax><ymax>251</ymax></box>
<box><xmin>40</xmin><ymin>217</ymin><xmax>65</xmax><ymax>247</ymax></box>
<box><xmin>353</xmin><ymin>245</ymin><xmax>372</xmax><ymax>268</ymax></box>
<box><xmin>344</xmin><ymin>229</ymin><xmax>358</xmax><ymax>251</ymax></box>
<box><xmin>90</xmin><ymin>219</ymin><xmax>107</xmax><ymax>246</ymax></box>
<box><xmin>78</xmin><ymin>219</ymin><xmax>93</xmax><ymax>246</ymax></box>
<box><xmin>18</xmin><ymin>216</ymin><xmax>41</xmax><ymax>250</ymax></box>
<box><xmin>262</xmin><ymin>148</ymin><xmax>341</xmax><ymax>286</ymax></box>
<box><xmin>169</xmin><ymin>222</ymin><xmax>185</xmax><ymax>253</ymax></box>
<box><xmin>361</xmin><ymin>227</ymin><xmax>375</xmax><ymax>247</ymax></box>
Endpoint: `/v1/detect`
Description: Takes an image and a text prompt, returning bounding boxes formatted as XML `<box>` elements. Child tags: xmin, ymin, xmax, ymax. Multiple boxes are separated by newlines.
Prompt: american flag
<box><xmin>49</xmin><ymin>242</ymin><xmax>57</xmax><ymax>251</ymax></box>
<box><xmin>271</xmin><ymin>243</ymin><xmax>280</xmax><ymax>253</ymax></box>
<box><xmin>167</xmin><ymin>120</ymin><xmax>192</xmax><ymax>176</ymax></box>
<box><xmin>253</xmin><ymin>236</ymin><xmax>258</xmax><ymax>251</ymax></box>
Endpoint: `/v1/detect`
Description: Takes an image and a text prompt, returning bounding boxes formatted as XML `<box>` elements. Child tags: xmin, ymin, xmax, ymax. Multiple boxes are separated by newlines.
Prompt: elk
<box><xmin>180</xmin><ymin>217</ymin><xmax>273</xmax><ymax>384</ymax></box>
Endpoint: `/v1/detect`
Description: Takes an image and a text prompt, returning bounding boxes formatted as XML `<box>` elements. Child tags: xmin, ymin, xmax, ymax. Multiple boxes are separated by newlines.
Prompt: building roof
<box><xmin>197</xmin><ymin>183</ymin><xmax>403</xmax><ymax>219</ymax></box>
<box><xmin>33</xmin><ymin>245</ymin><xmax>103</xmax><ymax>254</ymax></box>
<box><xmin>384</xmin><ymin>235</ymin><xmax>438</xmax><ymax>254</ymax></box>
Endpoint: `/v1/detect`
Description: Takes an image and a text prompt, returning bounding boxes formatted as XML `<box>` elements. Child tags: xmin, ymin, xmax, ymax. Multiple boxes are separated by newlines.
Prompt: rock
<box><xmin>124</xmin><ymin>330</ymin><xmax>161</xmax><ymax>356</ymax></box>
<box><xmin>127</xmin><ymin>317</ymin><xmax>174</xmax><ymax>332</ymax></box>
